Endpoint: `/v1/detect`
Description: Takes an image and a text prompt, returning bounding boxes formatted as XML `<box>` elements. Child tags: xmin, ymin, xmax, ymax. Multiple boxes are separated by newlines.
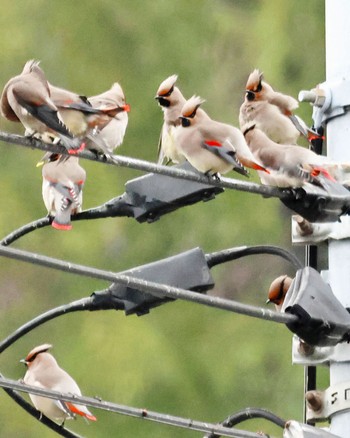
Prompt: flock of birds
<box><xmin>2</xmin><ymin>60</ymin><xmax>350</xmax><ymax>231</ymax></box>
<box><xmin>0</xmin><ymin>61</ymin><xmax>348</xmax><ymax>425</ymax></box>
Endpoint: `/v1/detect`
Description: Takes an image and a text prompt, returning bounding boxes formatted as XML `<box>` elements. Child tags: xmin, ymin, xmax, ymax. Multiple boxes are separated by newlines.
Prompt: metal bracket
<box><xmin>306</xmin><ymin>381</ymin><xmax>350</xmax><ymax>423</ymax></box>
<box><xmin>292</xmin><ymin>335</ymin><xmax>350</xmax><ymax>366</ymax></box>
<box><xmin>283</xmin><ymin>420</ymin><xmax>341</xmax><ymax>437</ymax></box>
<box><xmin>292</xmin><ymin>215</ymin><xmax>350</xmax><ymax>245</ymax></box>
<box><xmin>299</xmin><ymin>79</ymin><xmax>350</xmax><ymax>129</ymax></box>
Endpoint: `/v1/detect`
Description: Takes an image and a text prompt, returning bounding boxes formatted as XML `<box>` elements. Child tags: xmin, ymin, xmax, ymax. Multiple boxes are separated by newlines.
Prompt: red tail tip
<box><xmin>66</xmin><ymin>402</ymin><xmax>97</xmax><ymax>421</ymax></box>
<box><xmin>311</xmin><ymin>167</ymin><xmax>336</xmax><ymax>182</ymax></box>
<box><xmin>124</xmin><ymin>103</ymin><xmax>131</xmax><ymax>112</ymax></box>
<box><xmin>253</xmin><ymin>163</ymin><xmax>270</xmax><ymax>173</ymax></box>
<box><xmin>52</xmin><ymin>221</ymin><xmax>72</xmax><ymax>231</ymax></box>
<box><xmin>68</xmin><ymin>142</ymin><xmax>86</xmax><ymax>155</ymax></box>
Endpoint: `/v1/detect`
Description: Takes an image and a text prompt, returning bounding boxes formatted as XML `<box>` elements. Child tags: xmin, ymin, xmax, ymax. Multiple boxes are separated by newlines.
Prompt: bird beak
<box><xmin>20</xmin><ymin>359</ymin><xmax>28</xmax><ymax>366</ymax></box>
<box><xmin>265</xmin><ymin>299</ymin><xmax>271</xmax><ymax>305</ymax></box>
<box><xmin>155</xmin><ymin>96</ymin><xmax>170</xmax><ymax>107</ymax></box>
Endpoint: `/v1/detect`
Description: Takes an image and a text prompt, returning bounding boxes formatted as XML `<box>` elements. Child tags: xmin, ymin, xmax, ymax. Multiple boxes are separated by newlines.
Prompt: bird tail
<box><xmin>65</xmin><ymin>402</ymin><xmax>97</xmax><ymax>421</ymax></box>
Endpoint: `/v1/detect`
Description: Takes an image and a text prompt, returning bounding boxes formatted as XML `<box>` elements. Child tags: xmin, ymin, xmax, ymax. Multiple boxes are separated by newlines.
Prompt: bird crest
<box><xmin>181</xmin><ymin>95</ymin><xmax>205</xmax><ymax>118</ymax></box>
<box><xmin>24</xmin><ymin>343</ymin><xmax>53</xmax><ymax>363</ymax></box>
<box><xmin>246</xmin><ymin>69</ymin><xmax>263</xmax><ymax>93</ymax></box>
<box><xmin>156</xmin><ymin>74</ymin><xmax>178</xmax><ymax>97</ymax></box>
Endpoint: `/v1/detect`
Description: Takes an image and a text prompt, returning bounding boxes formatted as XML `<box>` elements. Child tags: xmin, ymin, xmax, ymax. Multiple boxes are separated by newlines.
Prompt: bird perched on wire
<box><xmin>21</xmin><ymin>344</ymin><xmax>96</xmax><ymax>424</ymax></box>
<box><xmin>242</xmin><ymin>123</ymin><xmax>348</xmax><ymax>187</ymax></box>
<box><xmin>155</xmin><ymin>74</ymin><xmax>187</xmax><ymax>165</ymax></box>
<box><xmin>175</xmin><ymin>95</ymin><xmax>267</xmax><ymax>179</ymax></box>
<box><xmin>0</xmin><ymin>60</ymin><xmax>83</xmax><ymax>152</ymax></box>
<box><xmin>42</xmin><ymin>154</ymin><xmax>86</xmax><ymax>230</ymax></box>
<box><xmin>49</xmin><ymin>83</ymin><xmax>114</xmax><ymax>144</ymax></box>
<box><xmin>239</xmin><ymin>69</ymin><xmax>320</xmax><ymax>145</ymax></box>
<box><xmin>87</xmin><ymin>82</ymin><xmax>130</xmax><ymax>156</ymax></box>
<box><xmin>266</xmin><ymin>275</ymin><xmax>293</xmax><ymax>311</ymax></box>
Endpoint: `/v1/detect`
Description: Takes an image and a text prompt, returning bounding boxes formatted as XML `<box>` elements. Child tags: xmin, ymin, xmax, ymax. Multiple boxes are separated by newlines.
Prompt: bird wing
<box><xmin>202</xmin><ymin>139</ymin><xmax>248</xmax><ymax>176</ymax></box>
<box><xmin>13</xmin><ymin>90</ymin><xmax>73</xmax><ymax>138</ymax></box>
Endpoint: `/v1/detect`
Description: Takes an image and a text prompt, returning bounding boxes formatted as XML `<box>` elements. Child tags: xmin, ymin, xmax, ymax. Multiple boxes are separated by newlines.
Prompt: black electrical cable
<box><xmin>206</xmin><ymin>245</ymin><xmax>303</xmax><ymax>270</ymax></box>
<box><xmin>203</xmin><ymin>407</ymin><xmax>286</xmax><ymax>438</ymax></box>
<box><xmin>0</xmin><ymin>298</ymin><xmax>93</xmax><ymax>354</ymax></box>
<box><xmin>0</xmin><ymin>217</ymin><xmax>51</xmax><ymax>246</ymax></box>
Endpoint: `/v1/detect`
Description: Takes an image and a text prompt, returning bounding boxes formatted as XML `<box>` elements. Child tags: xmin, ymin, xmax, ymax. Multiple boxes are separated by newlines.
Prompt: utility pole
<box><xmin>326</xmin><ymin>1</ymin><xmax>350</xmax><ymax>436</ymax></box>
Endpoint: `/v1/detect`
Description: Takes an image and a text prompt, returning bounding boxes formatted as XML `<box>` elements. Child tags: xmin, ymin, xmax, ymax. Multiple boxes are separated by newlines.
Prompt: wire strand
<box><xmin>204</xmin><ymin>407</ymin><xmax>286</xmax><ymax>438</ymax></box>
<box><xmin>0</xmin><ymin>130</ymin><xmax>292</xmax><ymax>199</ymax></box>
<box><xmin>0</xmin><ymin>376</ymin><xmax>269</xmax><ymax>438</ymax></box>
<box><xmin>0</xmin><ymin>298</ymin><xmax>92</xmax><ymax>354</ymax></box>
<box><xmin>206</xmin><ymin>245</ymin><xmax>303</xmax><ymax>270</ymax></box>
<box><xmin>0</xmin><ymin>245</ymin><xmax>297</xmax><ymax>324</ymax></box>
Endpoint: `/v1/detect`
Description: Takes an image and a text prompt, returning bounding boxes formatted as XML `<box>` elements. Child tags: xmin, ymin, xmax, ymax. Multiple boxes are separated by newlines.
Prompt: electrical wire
<box><xmin>0</xmin><ymin>376</ymin><xmax>269</xmax><ymax>438</ymax></box>
<box><xmin>0</xmin><ymin>374</ymin><xmax>82</xmax><ymax>438</ymax></box>
<box><xmin>0</xmin><ymin>217</ymin><xmax>50</xmax><ymax>246</ymax></box>
<box><xmin>0</xmin><ymin>245</ymin><xmax>297</xmax><ymax>325</ymax></box>
<box><xmin>203</xmin><ymin>407</ymin><xmax>286</xmax><ymax>438</ymax></box>
<box><xmin>0</xmin><ymin>298</ymin><xmax>92</xmax><ymax>354</ymax></box>
<box><xmin>206</xmin><ymin>245</ymin><xmax>303</xmax><ymax>270</ymax></box>
<box><xmin>0</xmin><ymin>130</ymin><xmax>294</xmax><ymax>200</ymax></box>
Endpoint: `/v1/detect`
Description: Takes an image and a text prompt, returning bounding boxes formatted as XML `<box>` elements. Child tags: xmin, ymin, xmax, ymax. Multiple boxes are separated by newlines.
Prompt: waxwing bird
<box><xmin>21</xmin><ymin>344</ymin><xmax>96</xmax><ymax>423</ymax></box>
<box><xmin>42</xmin><ymin>154</ymin><xmax>86</xmax><ymax>230</ymax></box>
<box><xmin>155</xmin><ymin>74</ymin><xmax>187</xmax><ymax>165</ymax></box>
<box><xmin>243</xmin><ymin>123</ymin><xmax>337</xmax><ymax>187</ymax></box>
<box><xmin>240</xmin><ymin>69</ymin><xmax>320</xmax><ymax>144</ymax></box>
<box><xmin>245</xmin><ymin>69</ymin><xmax>298</xmax><ymax>114</ymax></box>
<box><xmin>175</xmin><ymin>95</ymin><xmax>267</xmax><ymax>178</ymax></box>
<box><xmin>0</xmin><ymin>60</ymin><xmax>81</xmax><ymax>152</ymax></box>
<box><xmin>266</xmin><ymin>275</ymin><xmax>293</xmax><ymax>311</ymax></box>
<box><xmin>87</xmin><ymin>82</ymin><xmax>130</xmax><ymax>155</ymax></box>
<box><xmin>49</xmin><ymin>83</ymin><xmax>109</xmax><ymax>137</ymax></box>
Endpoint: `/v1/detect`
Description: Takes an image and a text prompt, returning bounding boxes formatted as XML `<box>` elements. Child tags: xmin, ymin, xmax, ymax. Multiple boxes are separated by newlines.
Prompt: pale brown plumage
<box><xmin>42</xmin><ymin>154</ymin><xmax>86</xmax><ymax>230</ymax></box>
<box><xmin>87</xmin><ymin>82</ymin><xmax>130</xmax><ymax>155</ymax></box>
<box><xmin>243</xmin><ymin>123</ymin><xmax>334</xmax><ymax>187</ymax></box>
<box><xmin>239</xmin><ymin>69</ymin><xmax>313</xmax><ymax>144</ymax></box>
<box><xmin>22</xmin><ymin>344</ymin><xmax>96</xmax><ymax>423</ymax></box>
<box><xmin>175</xmin><ymin>96</ymin><xmax>267</xmax><ymax>177</ymax></box>
<box><xmin>266</xmin><ymin>275</ymin><xmax>293</xmax><ymax>311</ymax></box>
<box><xmin>0</xmin><ymin>60</ymin><xmax>77</xmax><ymax>149</ymax></box>
<box><xmin>155</xmin><ymin>74</ymin><xmax>187</xmax><ymax>165</ymax></box>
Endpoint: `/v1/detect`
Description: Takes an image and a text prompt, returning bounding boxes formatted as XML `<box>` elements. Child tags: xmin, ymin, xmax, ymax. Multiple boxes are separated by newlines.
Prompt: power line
<box><xmin>0</xmin><ymin>130</ymin><xmax>293</xmax><ymax>199</ymax></box>
<box><xmin>0</xmin><ymin>245</ymin><xmax>297</xmax><ymax>325</ymax></box>
<box><xmin>0</xmin><ymin>376</ymin><xmax>269</xmax><ymax>438</ymax></box>
<box><xmin>0</xmin><ymin>374</ymin><xmax>82</xmax><ymax>438</ymax></box>
<box><xmin>203</xmin><ymin>407</ymin><xmax>286</xmax><ymax>438</ymax></box>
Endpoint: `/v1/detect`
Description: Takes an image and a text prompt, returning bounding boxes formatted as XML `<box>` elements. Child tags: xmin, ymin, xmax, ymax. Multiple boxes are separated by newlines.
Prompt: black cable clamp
<box><xmin>282</xmin><ymin>267</ymin><xmax>350</xmax><ymax>346</ymax></box>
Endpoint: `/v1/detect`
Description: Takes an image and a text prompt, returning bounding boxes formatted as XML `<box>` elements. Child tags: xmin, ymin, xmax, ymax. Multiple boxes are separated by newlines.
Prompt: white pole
<box><xmin>326</xmin><ymin>1</ymin><xmax>350</xmax><ymax>436</ymax></box>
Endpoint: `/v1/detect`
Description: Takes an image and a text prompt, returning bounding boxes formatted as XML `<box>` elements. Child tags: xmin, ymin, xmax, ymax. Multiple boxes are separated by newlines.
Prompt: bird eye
<box><xmin>180</xmin><ymin>117</ymin><xmax>191</xmax><ymax>127</ymax></box>
<box><xmin>157</xmin><ymin>97</ymin><xmax>171</xmax><ymax>107</ymax></box>
<box><xmin>26</xmin><ymin>353</ymin><xmax>38</xmax><ymax>363</ymax></box>
<box><xmin>246</xmin><ymin>91</ymin><xmax>256</xmax><ymax>101</ymax></box>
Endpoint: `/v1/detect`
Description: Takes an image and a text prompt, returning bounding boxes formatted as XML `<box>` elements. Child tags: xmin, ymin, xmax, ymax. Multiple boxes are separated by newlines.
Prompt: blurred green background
<box><xmin>0</xmin><ymin>1</ymin><xmax>327</xmax><ymax>437</ymax></box>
